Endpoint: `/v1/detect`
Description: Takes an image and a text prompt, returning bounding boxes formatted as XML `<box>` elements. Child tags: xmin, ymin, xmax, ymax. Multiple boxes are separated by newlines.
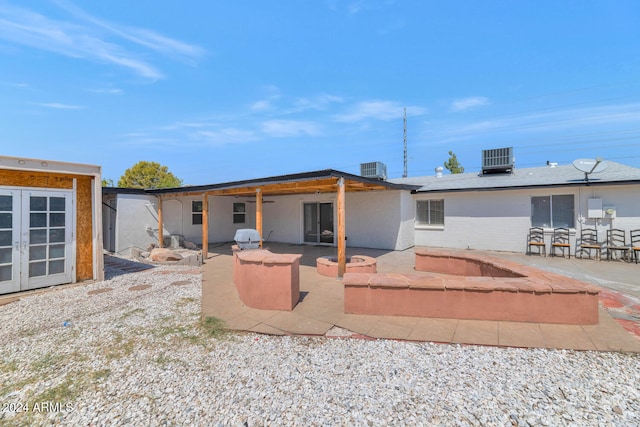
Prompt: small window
<box><xmin>192</xmin><ymin>201</ymin><xmax>203</xmax><ymax>225</ymax></box>
<box><xmin>416</xmin><ymin>199</ymin><xmax>444</xmax><ymax>226</ymax></box>
<box><xmin>531</xmin><ymin>195</ymin><xmax>574</xmax><ymax>228</ymax></box>
<box><xmin>233</xmin><ymin>203</ymin><xmax>246</xmax><ymax>224</ymax></box>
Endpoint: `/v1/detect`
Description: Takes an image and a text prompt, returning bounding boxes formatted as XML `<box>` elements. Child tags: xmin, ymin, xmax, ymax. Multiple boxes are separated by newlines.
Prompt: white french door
<box><xmin>0</xmin><ymin>188</ymin><xmax>74</xmax><ymax>294</ymax></box>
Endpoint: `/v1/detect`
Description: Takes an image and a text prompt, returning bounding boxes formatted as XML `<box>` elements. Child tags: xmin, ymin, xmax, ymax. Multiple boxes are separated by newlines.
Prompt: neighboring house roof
<box><xmin>103</xmin><ymin>169</ymin><xmax>420</xmax><ymax>196</ymax></box>
<box><xmin>390</xmin><ymin>161</ymin><xmax>640</xmax><ymax>193</ymax></box>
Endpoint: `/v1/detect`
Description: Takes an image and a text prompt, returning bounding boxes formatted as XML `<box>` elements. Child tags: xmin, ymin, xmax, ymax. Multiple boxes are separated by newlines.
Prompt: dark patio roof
<box><xmin>104</xmin><ymin>169</ymin><xmax>419</xmax><ymax>197</ymax></box>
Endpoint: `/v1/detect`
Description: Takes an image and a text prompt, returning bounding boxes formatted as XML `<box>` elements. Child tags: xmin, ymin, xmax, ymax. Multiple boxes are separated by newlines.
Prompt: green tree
<box><xmin>101</xmin><ymin>178</ymin><xmax>114</xmax><ymax>187</ymax></box>
<box><xmin>444</xmin><ymin>151</ymin><xmax>464</xmax><ymax>174</ymax></box>
<box><xmin>117</xmin><ymin>161</ymin><xmax>183</xmax><ymax>189</ymax></box>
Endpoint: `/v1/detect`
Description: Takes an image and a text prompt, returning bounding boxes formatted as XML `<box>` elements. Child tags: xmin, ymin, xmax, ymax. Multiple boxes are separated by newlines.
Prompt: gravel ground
<box><xmin>1</xmin><ymin>258</ymin><xmax>639</xmax><ymax>426</ymax></box>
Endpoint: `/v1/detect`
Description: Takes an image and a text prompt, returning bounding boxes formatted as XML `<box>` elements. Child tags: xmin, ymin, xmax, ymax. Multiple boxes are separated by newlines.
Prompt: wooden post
<box><xmin>202</xmin><ymin>192</ymin><xmax>209</xmax><ymax>259</ymax></box>
<box><xmin>157</xmin><ymin>196</ymin><xmax>163</xmax><ymax>248</ymax></box>
<box><xmin>256</xmin><ymin>188</ymin><xmax>263</xmax><ymax>248</ymax></box>
<box><xmin>337</xmin><ymin>177</ymin><xmax>346</xmax><ymax>277</ymax></box>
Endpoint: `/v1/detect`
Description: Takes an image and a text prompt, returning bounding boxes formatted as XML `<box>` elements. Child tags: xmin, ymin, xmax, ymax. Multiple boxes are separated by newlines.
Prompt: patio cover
<box><xmin>147</xmin><ymin>169</ymin><xmax>419</xmax><ymax>276</ymax></box>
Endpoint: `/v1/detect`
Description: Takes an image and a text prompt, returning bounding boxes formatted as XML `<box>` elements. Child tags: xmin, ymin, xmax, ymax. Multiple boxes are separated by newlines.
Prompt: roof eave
<box><xmin>412</xmin><ymin>179</ymin><xmax>640</xmax><ymax>194</ymax></box>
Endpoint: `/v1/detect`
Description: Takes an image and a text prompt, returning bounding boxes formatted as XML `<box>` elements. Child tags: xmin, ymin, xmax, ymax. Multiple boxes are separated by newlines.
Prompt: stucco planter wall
<box><xmin>232</xmin><ymin>248</ymin><xmax>302</xmax><ymax>311</ymax></box>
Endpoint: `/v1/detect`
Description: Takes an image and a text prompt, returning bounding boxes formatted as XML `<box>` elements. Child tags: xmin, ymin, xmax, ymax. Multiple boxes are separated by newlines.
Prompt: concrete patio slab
<box><xmin>582</xmin><ymin>308</ymin><xmax>640</xmax><ymax>352</ymax></box>
<box><xmin>498</xmin><ymin>322</ymin><xmax>546</xmax><ymax>348</ymax></box>
<box><xmin>334</xmin><ymin>314</ymin><xmax>378</xmax><ymax>336</ymax></box>
<box><xmin>538</xmin><ymin>324</ymin><xmax>598</xmax><ymax>351</ymax></box>
<box><xmin>407</xmin><ymin>318</ymin><xmax>459</xmax><ymax>343</ymax></box>
<box><xmin>264</xmin><ymin>311</ymin><xmax>334</xmax><ymax>335</ymax></box>
<box><xmin>201</xmin><ymin>243</ymin><xmax>640</xmax><ymax>353</ymax></box>
<box><xmin>224</xmin><ymin>314</ymin><xmax>261</xmax><ymax>331</ymax></box>
<box><xmin>367</xmin><ymin>321</ymin><xmax>413</xmax><ymax>340</ymax></box>
<box><xmin>453</xmin><ymin>320</ymin><xmax>499</xmax><ymax>346</ymax></box>
<box><xmin>249</xmin><ymin>323</ymin><xmax>286</xmax><ymax>336</ymax></box>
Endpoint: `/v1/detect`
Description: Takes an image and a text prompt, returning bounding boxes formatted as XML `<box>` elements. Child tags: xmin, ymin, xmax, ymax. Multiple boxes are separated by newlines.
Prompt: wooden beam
<box><xmin>202</xmin><ymin>192</ymin><xmax>209</xmax><ymax>259</ymax></box>
<box><xmin>337</xmin><ymin>177</ymin><xmax>346</xmax><ymax>277</ymax></box>
<box><xmin>157</xmin><ymin>196</ymin><xmax>163</xmax><ymax>248</ymax></box>
<box><xmin>256</xmin><ymin>188</ymin><xmax>263</xmax><ymax>248</ymax></box>
<box><xmin>159</xmin><ymin>177</ymin><xmax>397</xmax><ymax>197</ymax></box>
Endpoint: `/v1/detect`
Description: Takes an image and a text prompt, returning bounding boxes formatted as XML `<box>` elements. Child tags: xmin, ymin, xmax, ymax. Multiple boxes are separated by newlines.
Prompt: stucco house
<box><xmin>1</xmin><ymin>155</ymin><xmax>104</xmax><ymax>295</ymax></box>
<box><xmin>102</xmin><ymin>156</ymin><xmax>640</xmax><ymax>261</ymax></box>
<box><xmin>391</xmin><ymin>160</ymin><xmax>640</xmax><ymax>253</ymax></box>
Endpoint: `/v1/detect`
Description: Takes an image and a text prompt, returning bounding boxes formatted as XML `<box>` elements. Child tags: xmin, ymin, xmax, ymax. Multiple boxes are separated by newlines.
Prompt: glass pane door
<box><xmin>0</xmin><ymin>190</ymin><xmax>20</xmax><ymax>294</ymax></box>
<box><xmin>303</xmin><ymin>202</ymin><xmax>334</xmax><ymax>244</ymax></box>
<box><xmin>303</xmin><ymin>203</ymin><xmax>318</xmax><ymax>243</ymax></box>
<box><xmin>319</xmin><ymin>203</ymin><xmax>334</xmax><ymax>244</ymax></box>
<box><xmin>21</xmin><ymin>191</ymin><xmax>73</xmax><ymax>290</ymax></box>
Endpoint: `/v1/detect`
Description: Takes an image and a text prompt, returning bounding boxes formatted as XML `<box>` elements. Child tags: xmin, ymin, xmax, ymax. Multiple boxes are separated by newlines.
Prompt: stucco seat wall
<box><xmin>344</xmin><ymin>249</ymin><xmax>600</xmax><ymax>324</ymax></box>
<box><xmin>232</xmin><ymin>248</ymin><xmax>302</xmax><ymax>311</ymax></box>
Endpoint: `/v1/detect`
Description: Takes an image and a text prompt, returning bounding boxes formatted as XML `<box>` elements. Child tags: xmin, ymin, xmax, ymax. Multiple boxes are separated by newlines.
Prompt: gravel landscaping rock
<box><xmin>1</xmin><ymin>257</ymin><xmax>639</xmax><ymax>426</ymax></box>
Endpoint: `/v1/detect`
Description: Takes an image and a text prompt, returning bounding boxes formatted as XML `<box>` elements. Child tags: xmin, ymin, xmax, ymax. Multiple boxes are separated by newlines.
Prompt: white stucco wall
<box><xmin>158</xmin><ymin>195</ymin><xmax>258</xmax><ymax>244</ymax></box>
<box><xmin>113</xmin><ymin>193</ymin><xmax>158</xmax><ymax>254</ymax></box>
<box><xmin>576</xmin><ymin>184</ymin><xmax>640</xmax><ymax>243</ymax></box>
<box><xmin>207</xmin><ymin>196</ymin><xmax>256</xmax><ymax>243</ymax></box>
<box><xmin>398</xmin><ymin>191</ymin><xmax>416</xmax><ymax>249</ymax></box>
<box><xmin>188</xmin><ymin>190</ymin><xmax>412</xmax><ymax>250</ymax></box>
<box><xmin>344</xmin><ymin>190</ymin><xmax>414</xmax><ymax>250</ymax></box>
<box><xmin>414</xmin><ymin>184</ymin><xmax>640</xmax><ymax>253</ymax></box>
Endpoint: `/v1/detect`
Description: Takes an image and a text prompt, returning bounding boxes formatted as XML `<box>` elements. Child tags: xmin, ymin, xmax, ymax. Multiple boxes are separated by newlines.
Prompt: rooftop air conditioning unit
<box><xmin>360</xmin><ymin>161</ymin><xmax>387</xmax><ymax>180</ymax></box>
<box><xmin>482</xmin><ymin>147</ymin><xmax>514</xmax><ymax>174</ymax></box>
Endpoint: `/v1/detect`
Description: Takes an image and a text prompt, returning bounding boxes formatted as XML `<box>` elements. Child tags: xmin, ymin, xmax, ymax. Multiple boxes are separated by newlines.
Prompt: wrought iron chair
<box><xmin>575</xmin><ymin>228</ymin><xmax>602</xmax><ymax>260</ymax></box>
<box><xmin>606</xmin><ymin>228</ymin><xmax>630</xmax><ymax>261</ymax></box>
<box><xmin>630</xmin><ymin>229</ymin><xmax>640</xmax><ymax>264</ymax></box>
<box><xmin>550</xmin><ymin>227</ymin><xmax>571</xmax><ymax>258</ymax></box>
<box><xmin>526</xmin><ymin>227</ymin><xmax>546</xmax><ymax>256</ymax></box>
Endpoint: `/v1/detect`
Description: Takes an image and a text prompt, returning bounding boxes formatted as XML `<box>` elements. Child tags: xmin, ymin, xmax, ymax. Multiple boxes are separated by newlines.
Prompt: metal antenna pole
<box><xmin>403</xmin><ymin>107</ymin><xmax>407</xmax><ymax>178</ymax></box>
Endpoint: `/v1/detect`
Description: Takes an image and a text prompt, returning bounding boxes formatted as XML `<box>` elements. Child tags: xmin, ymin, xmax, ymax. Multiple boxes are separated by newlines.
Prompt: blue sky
<box><xmin>2</xmin><ymin>0</ymin><xmax>640</xmax><ymax>185</ymax></box>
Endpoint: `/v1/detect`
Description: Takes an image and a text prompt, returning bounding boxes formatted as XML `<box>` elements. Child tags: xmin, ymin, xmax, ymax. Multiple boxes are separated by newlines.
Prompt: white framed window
<box><xmin>531</xmin><ymin>195</ymin><xmax>574</xmax><ymax>228</ymax></box>
<box><xmin>416</xmin><ymin>199</ymin><xmax>444</xmax><ymax>226</ymax></box>
<box><xmin>192</xmin><ymin>201</ymin><xmax>203</xmax><ymax>225</ymax></box>
<box><xmin>233</xmin><ymin>203</ymin><xmax>246</xmax><ymax>224</ymax></box>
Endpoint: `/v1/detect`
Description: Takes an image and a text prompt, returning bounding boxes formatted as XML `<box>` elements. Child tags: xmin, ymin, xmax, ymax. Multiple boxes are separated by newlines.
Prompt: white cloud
<box><xmin>334</xmin><ymin>100</ymin><xmax>425</xmax><ymax>122</ymax></box>
<box><xmin>192</xmin><ymin>128</ymin><xmax>258</xmax><ymax>145</ymax></box>
<box><xmin>291</xmin><ymin>94</ymin><xmax>344</xmax><ymax>112</ymax></box>
<box><xmin>88</xmin><ymin>88</ymin><xmax>123</xmax><ymax>94</ymax></box>
<box><xmin>450</xmin><ymin>96</ymin><xmax>490</xmax><ymax>112</ymax></box>
<box><xmin>251</xmin><ymin>100</ymin><xmax>273</xmax><ymax>112</ymax></box>
<box><xmin>428</xmin><ymin>102</ymin><xmax>640</xmax><ymax>146</ymax></box>
<box><xmin>348</xmin><ymin>1</ymin><xmax>366</xmax><ymax>14</ymax></box>
<box><xmin>34</xmin><ymin>102</ymin><xmax>84</xmax><ymax>109</ymax></box>
<box><xmin>0</xmin><ymin>1</ymin><xmax>204</xmax><ymax>80</ymax></box>
<box><xmin>1</xmin><ymin>81</ymin><xmax>29</xmax><ymax>88</ymax></box>
<box><xmin>261</xmin><ymin>120</ymin><xmax>322</xmax><ymax>137</ymax></box>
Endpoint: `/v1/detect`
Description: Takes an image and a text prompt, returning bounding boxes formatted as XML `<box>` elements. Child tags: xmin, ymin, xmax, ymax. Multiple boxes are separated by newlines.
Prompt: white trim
<box><xmin>92</xmin><ymin>177</ymin><xmax>105</xmax><ymax>281</ymax></box>
<box><xmin>0</xmin><ymin>155</ymin><xmax>100</xmax><ymax>176</ymax></box>
<box><xmin>415</xmin><ymin>225</ymin><xmax>445</xmax><ymax>231</ymax></box>
<box><xmin>72</xmin><ymin>179</ymin><xmax>77</xmax><ymax>283</ymax></box>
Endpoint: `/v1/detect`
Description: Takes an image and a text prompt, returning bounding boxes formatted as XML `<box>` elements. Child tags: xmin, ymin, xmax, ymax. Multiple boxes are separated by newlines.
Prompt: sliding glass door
<box><xmin>303</xmin><ymin>202</ymin><xmax>334</xmax><ymax>245</ymax></box>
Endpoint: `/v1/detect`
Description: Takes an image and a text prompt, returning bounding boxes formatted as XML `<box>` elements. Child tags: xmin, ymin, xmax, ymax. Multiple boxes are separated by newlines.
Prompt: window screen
<box><xmin>531</xmin><ymin>195</ymin><xmax>574</xmax><ymax>228</ymax></box>
<box><xmin>416</xmin><ymin>200</ymin><xmax>444</xmax><ymax>226</ymax></box>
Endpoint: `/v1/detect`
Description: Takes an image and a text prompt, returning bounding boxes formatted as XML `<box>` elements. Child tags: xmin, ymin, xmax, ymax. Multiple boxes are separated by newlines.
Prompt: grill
<box><xmin>234</xmin><ymin>229</ymin><xmax>261</xmax><ymax>250</ymax></box>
